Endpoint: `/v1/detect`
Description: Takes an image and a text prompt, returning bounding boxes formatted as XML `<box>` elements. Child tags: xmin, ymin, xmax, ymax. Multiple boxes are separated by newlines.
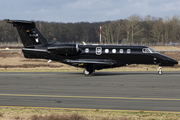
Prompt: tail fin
<box><xmin>5</xmin><ymin>19</ymin><xmax>48</xmax><ymax>48</ymax></box>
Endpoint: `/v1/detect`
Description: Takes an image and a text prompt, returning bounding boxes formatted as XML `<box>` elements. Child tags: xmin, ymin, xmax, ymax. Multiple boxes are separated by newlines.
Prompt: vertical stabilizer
<box><xmin>5</xmin><ymin>19</ymin><xmax>48</xmax><ymax>48</ymax></box>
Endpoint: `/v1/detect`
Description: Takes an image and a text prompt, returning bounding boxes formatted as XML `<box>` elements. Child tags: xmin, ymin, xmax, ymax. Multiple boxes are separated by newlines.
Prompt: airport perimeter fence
<box><xmin>0</xmin><ymin>42</ymin><xmax>23</xmax><ymax>46</ymax></box>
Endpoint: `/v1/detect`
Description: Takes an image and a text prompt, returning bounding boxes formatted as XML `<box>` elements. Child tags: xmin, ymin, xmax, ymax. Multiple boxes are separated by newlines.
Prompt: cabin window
<box><xmin>119</xmin><ymin>49</ymin><xmax>123</xmax><ymax>53</ymax></box>
<box><xmin>85</xmin><ymin>48</ymin><xmax>89</xmax><ymax>53</ymax></box>
<box><xmin>127</xmin><ymin>49</ymin><xmax>131</xmax><ymax>53</ymax></box>
<box><xmin>112</xmin><ymin>49</ymin><xmax>116</xmax><ymax>53</ymax></box>
<box><xmin>105</xmin><ymin>49</ymin><xmax>109</xmax><ymax>53</ymax></box>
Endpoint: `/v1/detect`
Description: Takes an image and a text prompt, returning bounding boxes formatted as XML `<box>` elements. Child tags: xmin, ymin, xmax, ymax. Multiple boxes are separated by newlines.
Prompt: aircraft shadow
<box><xmin>70</xmin><ymin>71</ymin><xmax>179</xmax><ymax>76</ymax></box>
<box><xmin>92</xmin><ymin>72</ymin><xmax>156</xmax><ymax>76</ymax></box>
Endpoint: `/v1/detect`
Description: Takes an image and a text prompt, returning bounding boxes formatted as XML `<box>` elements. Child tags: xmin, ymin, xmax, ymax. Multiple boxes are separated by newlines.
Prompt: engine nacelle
<box><xmin>48</xmin><ymin>43</ymin><xmax>79</xmax><ymax>55</ymax></box>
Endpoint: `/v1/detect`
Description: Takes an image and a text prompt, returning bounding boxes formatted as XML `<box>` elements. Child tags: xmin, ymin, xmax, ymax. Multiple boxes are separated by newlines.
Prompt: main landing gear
<box><xmin>157</xmin><ymin>66</ymin><xmax>163</xmax><ymax>75</ymax></box>
<box><xmin>83</xmin><ymin>64</ymin><xmax>94</xmax><ymax>76</ymax></box>
<box><xmin>83</xmin><ymin>69</ymin><xmax>93</xmax><ymax>76</ymax></box>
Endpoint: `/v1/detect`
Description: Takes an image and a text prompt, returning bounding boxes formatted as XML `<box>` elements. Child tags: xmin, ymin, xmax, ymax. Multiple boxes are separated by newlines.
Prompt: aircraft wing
<box><xmin>63</xmin><ymin>59</ymin><xmax>115</xmax><ymax>65</ymax></box>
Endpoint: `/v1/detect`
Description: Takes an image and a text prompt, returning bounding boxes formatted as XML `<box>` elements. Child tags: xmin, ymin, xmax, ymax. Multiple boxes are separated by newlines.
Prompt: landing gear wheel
<box><xmin>83</xmin><ymin>69</ymin><xmax>90</xmax><ymax>76</ymax></box>
<box><xmin>83</xmin><ymin>64</ymin><xmax>94</xmax><ymax>76</ymax></box>
<box><xmin>157</xmin><ymin>66</ymin><xmax>163</xmax><ymax>75</ymax></box>
<box><xmin>158</xmin><ymin>71</ymin><xmax>163</xmax><ymax>75</ymax></box>
<box><xmin>83</xmin><ymin>69</ymin><xmax>93</xmax><ymax>76</ymax></box>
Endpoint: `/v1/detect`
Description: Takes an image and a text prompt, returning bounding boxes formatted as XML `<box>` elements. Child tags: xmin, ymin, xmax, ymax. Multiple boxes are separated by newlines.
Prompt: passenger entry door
<box><xmin>96</xmin><ymin>47</ymin><xmax>102</xmax><ymax>55</ymax></box>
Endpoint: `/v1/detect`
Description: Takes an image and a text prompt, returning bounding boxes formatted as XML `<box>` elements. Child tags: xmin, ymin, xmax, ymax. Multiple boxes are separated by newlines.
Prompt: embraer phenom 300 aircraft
<box><xmin>5</xmin><ymin>19</ymin><xmax>178</xmax><ymax>75</ymax></box>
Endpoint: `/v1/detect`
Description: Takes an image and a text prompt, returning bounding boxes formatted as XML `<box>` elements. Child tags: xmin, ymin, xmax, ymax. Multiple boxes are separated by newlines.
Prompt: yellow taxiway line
<box><xmin>0</xmin><ymin>93</ymin><xmax>180</xmax><ymax>101</ymax></box>
<box><xmin>1</xmin><ymin>94</ymin><xmax>180</xmax><ymax>113</ymax></box>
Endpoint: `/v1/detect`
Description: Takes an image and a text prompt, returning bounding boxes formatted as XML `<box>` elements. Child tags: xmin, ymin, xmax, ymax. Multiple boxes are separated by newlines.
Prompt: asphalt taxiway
<box><xmin>0</xmin><ymin>71</ymin><xmax>180</xmax><ymax>112</ymax></box>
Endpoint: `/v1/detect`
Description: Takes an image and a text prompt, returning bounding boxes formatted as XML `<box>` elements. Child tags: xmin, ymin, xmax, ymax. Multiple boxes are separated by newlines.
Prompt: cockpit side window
<box><xmin>142</xmin><ymin>48</ymin><xmax>153</xmax><ymax>53</ymax></box>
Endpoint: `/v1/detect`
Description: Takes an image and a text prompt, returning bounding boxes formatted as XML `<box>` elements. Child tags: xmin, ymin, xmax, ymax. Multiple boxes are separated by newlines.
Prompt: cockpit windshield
<box><xmin>142</xmin><ymin>48</ymin><xmax>157</xmax><ymax>53</ymax></box>
<box><xmin>149</xmin><ymin>48</ymin><xmax>157</xmax><ymax>53</ymax></box>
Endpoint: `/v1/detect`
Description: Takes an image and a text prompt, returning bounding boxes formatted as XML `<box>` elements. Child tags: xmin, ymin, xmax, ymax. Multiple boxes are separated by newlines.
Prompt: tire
<box><xmin>83</xmin><ymin>69</ymin><xmax>90</xmax><ymax>76</ymax></box>
<box><xmin>158</xmin><ymin>71</ymin><xmax>163</xmax><ymax>75</ymax></box>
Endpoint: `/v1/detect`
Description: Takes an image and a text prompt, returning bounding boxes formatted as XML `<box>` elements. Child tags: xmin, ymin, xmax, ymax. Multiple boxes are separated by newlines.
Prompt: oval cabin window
<box><xmin>85</xmin><ymin>48</ymin><xmax>89</xmax><ymax>53</ymax></box>
<box><xmin>105</xmin><ymin>49</ymin><xmax>109</xmax><ymax>53</ymax></box>
<box><xmin>112</xmin><ymin>49</ymin><xmax>116</xmax><ymax>53</ymax></box>
<box><xmin>119</xmin><ymin>49</ymin><xmax>123</xmax><ymax>53</ymax></box>
<box><xmin>127</xmin><ymin>49</ymin><xmax>131</xmax><ymax>53</ymax></box>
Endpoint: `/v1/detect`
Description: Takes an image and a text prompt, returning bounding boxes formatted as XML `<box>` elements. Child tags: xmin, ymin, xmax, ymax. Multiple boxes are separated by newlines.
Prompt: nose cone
<box><xmin>172</xmin><ymin>59</ymin><xmax>178</xmax><ymax>64</ymax></box>
<box><xmin>170</xmin><ymin>58</ymin><xmax>178</xmax><ymax>65</ymax></box>
<box><xmin>155</xmin><ymin>53</ymin><xmax>178</xmax><ymax>66</ymax></box>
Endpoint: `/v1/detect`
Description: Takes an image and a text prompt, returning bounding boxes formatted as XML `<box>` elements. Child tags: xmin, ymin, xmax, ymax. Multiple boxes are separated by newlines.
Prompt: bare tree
<box><xmin>152</xmin><ymin>18</ymin><xmax>164</xmax><ymax>43</ymax></box>
<box><xmin>114</xmin><ymin>20</ymin><xmax>125</xmax><ymax>44</ymax></box>
<box><xmin>124</xmin><ymin>19</ymin><xmax>130</xmax><ymax>44</ymax></box>
<box><xmin>164</xmin><ymin>16</ymin><xmax>170</xmax><ymax>43</ymax></box>
<box><xmin>102</xmin><ymin>22</ymin><xmax>111</xmax><ymax>44</ymax></box>
<box><xmin>127</xmin><ymin>14</ymin><xmax>144</xmax><ymax>43</ymax></box>
<box><xmin>169</xmin><ymin>15</ymin><xmax>180</xmax><ymax>42</ymax></box>
<box><xmin>143</xmin><ymin>15</ymin><xmax>155</xmax><ymax>40</ymax></box>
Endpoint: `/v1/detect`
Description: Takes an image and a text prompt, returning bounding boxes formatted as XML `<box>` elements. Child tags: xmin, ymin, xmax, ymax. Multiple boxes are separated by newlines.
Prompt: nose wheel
<box><xmin>157</xmin><ymin>66</ymin><xmax>163</xmax><ymax>75</ymax></box>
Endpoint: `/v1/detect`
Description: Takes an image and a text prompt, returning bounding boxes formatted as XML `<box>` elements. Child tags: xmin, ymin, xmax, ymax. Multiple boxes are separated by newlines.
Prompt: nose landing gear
<box><xmin>157</xmin><ymin>66</ymin><xmax>163</xmax><ymax>75</ymax></box>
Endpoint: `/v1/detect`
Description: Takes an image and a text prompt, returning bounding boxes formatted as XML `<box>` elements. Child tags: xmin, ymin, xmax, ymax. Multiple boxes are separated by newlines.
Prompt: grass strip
<box><xmin>1</xmin><ymin>107</ymin><xmax>180</xmax><ymax>120</ymax></box>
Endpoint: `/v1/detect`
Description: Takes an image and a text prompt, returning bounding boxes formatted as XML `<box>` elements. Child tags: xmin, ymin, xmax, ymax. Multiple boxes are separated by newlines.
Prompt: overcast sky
<box><xmin>0</xmin><ymin>0</ymin><xmax>180</xmax><ymax>23</ymax></box>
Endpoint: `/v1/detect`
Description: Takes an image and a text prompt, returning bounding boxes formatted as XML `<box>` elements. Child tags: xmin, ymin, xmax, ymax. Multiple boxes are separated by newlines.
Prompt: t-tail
<box><xmin>4</xmin><ymin>19</ymin><xmax>48</xmax><ymax>48</ymax></box>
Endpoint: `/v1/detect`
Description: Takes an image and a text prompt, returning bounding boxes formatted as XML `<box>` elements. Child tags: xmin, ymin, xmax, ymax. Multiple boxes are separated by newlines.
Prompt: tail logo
<box><xmin>29</xmin><ymin>33</ymin><xmax>38</xmax><ymax>37</ymax></box>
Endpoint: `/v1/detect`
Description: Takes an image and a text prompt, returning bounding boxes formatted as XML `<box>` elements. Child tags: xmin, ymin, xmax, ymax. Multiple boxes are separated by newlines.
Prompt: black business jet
<box><xmin>5</xmin><ymin>19</ymin><xmax>178</xmax><ymax>75</ymax></box>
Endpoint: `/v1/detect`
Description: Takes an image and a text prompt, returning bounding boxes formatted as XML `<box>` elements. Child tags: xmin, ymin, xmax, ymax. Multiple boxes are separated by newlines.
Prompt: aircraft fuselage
<box><xmin>22</xmin><ymin>44</ymin><xmax>178</xmax><ymax>72</ymax></box>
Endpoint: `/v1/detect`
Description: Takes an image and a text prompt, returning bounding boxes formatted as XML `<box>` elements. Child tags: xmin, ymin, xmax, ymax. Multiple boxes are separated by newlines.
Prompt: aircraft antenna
<box><xmin>82</xmin><ymin>41</ymin><xmax>86</xmax><ymax>45</ymax></box>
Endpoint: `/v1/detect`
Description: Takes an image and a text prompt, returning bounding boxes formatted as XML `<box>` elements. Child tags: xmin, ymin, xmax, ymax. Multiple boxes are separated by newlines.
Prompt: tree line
<box><xmin>0</xmin><ymin>14</ymin><xmax>180</xmax><ymax>45</ymax></box>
